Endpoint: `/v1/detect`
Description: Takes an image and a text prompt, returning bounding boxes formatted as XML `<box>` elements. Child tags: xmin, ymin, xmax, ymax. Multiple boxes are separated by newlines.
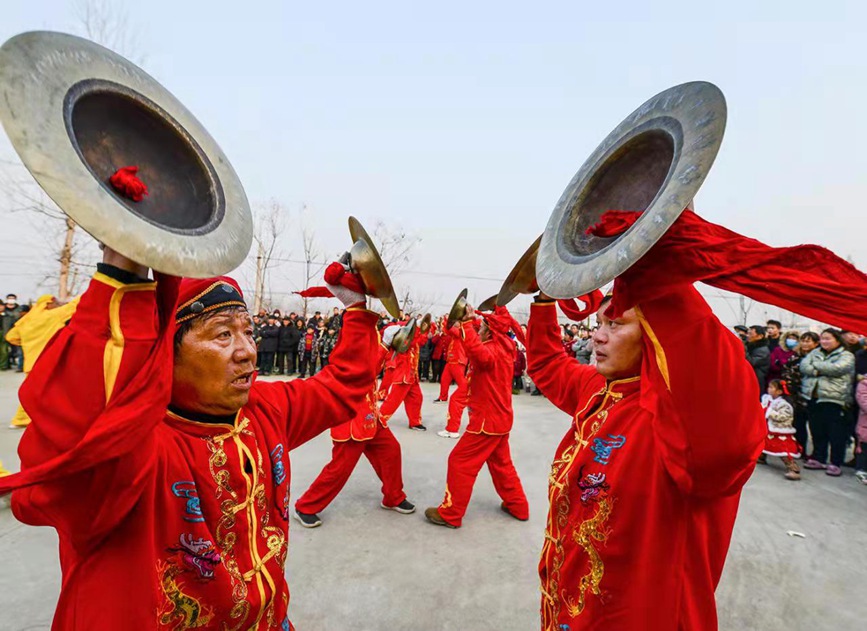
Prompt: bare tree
<box><xmin>373</xmin><ymin>220</ymin><xmax>421</xmax><ymax>276</ymax></box>
<box><xmin>300</xmin><ymin>206</ymin><xmax>326</xmax><ymax>319</ymax></box>
<box><xmin>73</xmin><ymin>0</ymin><xmax>145</xmax><ymax>63</ymax></box>
<box><xmin>251</xmin><ymin>200</ymin><xmax>288</xmax><ymax>314</ymax></box>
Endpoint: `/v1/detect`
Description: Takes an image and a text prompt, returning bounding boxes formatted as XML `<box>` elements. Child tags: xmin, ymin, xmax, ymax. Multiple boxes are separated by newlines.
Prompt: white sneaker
<box><xmin>855</xmin><ymin>470</ymin><xmax>867</xmax><ymax>485</ymax></box>
<box><xmin>437</xmin><ymin>430</ymin><xmax>460</xmax><ymax>439</ymax></box>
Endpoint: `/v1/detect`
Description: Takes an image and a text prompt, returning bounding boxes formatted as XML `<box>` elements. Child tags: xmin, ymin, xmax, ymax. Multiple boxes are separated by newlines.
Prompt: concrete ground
<box><xmin>0</xmin><ymin>370</ymin><xmax>865</xmax><ymax>630</ymax></box>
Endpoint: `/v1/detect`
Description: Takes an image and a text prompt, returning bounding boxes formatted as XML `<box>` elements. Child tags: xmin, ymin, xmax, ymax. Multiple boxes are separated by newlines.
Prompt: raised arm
<box><xmin>11</xmin><ymin>250</ymin><xmax>165</xmax><ymax>544</ymax></box>
<box><xmin>454</xmin><ymin>320</ymin><xmax>496</xmax><ymax>370</ymax></box>
<box><xmin>637</xmin><ymin>286</ymin><xmax>765</xmax><ymax>498</ymax></box>
<box><xmin>526</xmin><ymin>300</ymin><xmax>601</xmax><ymax>415</ymax></box>
<box><xmin>252</xmin><ymin>307</ymin><xmax>379</xmax><ymax>450</ymax></box>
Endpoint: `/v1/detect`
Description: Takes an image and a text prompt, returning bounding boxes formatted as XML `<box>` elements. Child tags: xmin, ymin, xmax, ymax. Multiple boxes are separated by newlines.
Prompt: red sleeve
<box><xmin>12</xmin><ymin>272</ymin><xmax>161</xmax><ymax>543</ymax></box>
<box><xmin>526</xmin><ymin>301</ymin><xmax>601</xmax><ymax>415</ymax></box>
<box><xmin>637</xmin><ymin>286</ymin><xmax>765</xmax><ymax>498</ymax></box>
<box><xmin>250</xmin><ymin>307</ymin><xmax>379</xmax><ymax>450</ymax></box>
<box><xmin>456</xmin><ymin>321</ymin><xmax>495</xmax><ymax>369</ymax></box>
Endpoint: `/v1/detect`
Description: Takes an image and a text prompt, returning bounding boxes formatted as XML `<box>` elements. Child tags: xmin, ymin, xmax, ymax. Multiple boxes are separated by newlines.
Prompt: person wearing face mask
<box><xmin>800</xmin><ymin>328</ymin><xmax>855</xmax><ymax>476</ymax></box>
<box><xmin>783</xmin><ymin>332</ymin><xmax>819</xmax><ymax>456</ymax></box>
<box><xmin>768</xmin><ymin>331</ymin><xmax>800</xmax><ymax>383</ymax></box>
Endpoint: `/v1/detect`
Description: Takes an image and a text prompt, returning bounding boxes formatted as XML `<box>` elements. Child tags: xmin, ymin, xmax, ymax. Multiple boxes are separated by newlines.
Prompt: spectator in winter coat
<box><xmin>419</xmin><ymin>335</ymin><xmax>433</xmax><ymax>381</ymax></box>
<box><xmin>431</xmin><ymin>330</ymin><xmax>448</xmax><ymax>383</ymax></box>
<box><xmin>277</xmin><ymin>316</ymin><xmax>301</xmax><ymax>375</ymax></box>
<box><xmin>571</xmin><ymin>328</ymin><xmax>593</xmax><ymax>365</ymax></box>
<box><xmin>854</xmin><ymin>379</ymin><xmax>867</xmax><ymax>485</ymax></box>
<box><xmin>319</xmin><ymin>328</ymin><xmax>338</xmax><ymax>369</ymax></box>
<box><xmin>298</xmin><ymin>325</ymin><xmax>319</xmax><ymax>377</ymax></box>
<box><xmin>801</xmin><ymin>328</ymin><xmax>855</xmax><ymax>476</ymax></box>
<box><xmin>766</xmin><ymin>319</ymin><xmax>782</xmax><ymax>352</ymax></box>
<box><xmin>783</xmin><ymin>332</ymin><xmax>819</xmax><ymax>456</ymax></box>
<box><xmin>768</xmin><ymin>331</ymin><xmax>799</xmax><ymax>383</ymax></box>
<box><xmin>746</xmin><ymin>325</ymin><xmax>771</xmax><ymax>395</ymax></box>
<box><xmin>258</xmin><ymin>315</ymin><xmax>280</xmax><ymax>375</ymax></box>
<box><xmin>513</xmin><ymin>338</ymin><xmax>527</xmax><ymax>394</ymax></box>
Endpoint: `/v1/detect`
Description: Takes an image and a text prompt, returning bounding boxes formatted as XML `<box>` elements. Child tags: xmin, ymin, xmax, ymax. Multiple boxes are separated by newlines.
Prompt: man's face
<box><xmin>842</xmin><ymin>331</ymin><xmax>860</xmax><ymax>346</ymax></box>
<box><xmin>592</xmin><ymin>304</ymin><xmax>643</xmax><ymax>380</ymax></box>
<box><xmin>479</xmin><ymin>320</ymin><xmax>492</xmax><ymax>342</ymax></box>
<box><xmin>5</xmin><ymin>296</ymin><xmax>16</xmax><ymax>308</ymax></box>
<box><xmin>747</xmin><ymin>328</ymin><xmax>763</xmax><ymax>343</ymax></box>
<box><xmin>172</xmin><ymin>310</ymin><xmax>257</xmax><ymax>416</ymax></box>
<box><xmin>766</xmin><ymin>323</ymin><xmax>780</xmax><ymax>338</ymax></box>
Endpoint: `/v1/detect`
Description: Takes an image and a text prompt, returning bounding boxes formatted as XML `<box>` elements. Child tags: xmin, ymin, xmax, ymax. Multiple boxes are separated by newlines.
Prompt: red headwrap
<box><xmin>557</xmin><ymin>290</ymin><xmax>605</xmax><ymax>321</ymax></box>
<box><xmin>481</xmin><ymin>305</ymin><xmax>526</xmax><ymax>347</ymax></box>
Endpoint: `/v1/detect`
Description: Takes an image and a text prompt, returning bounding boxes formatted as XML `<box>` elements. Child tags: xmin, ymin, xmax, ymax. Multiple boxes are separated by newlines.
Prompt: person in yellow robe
<box><xmin>6</xmin><ymin>294</ymin><xmax>80</xmax><ymax>428</ymax></box>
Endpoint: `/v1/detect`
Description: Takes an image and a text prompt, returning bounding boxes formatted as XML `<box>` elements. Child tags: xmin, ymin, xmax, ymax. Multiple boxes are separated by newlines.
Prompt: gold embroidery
<box><xmin>540</xmin><ymin>381</ymin><xmax>630</xmax><ymax>629</ymax></box>
<box><xmin>157</xmin><ymin>559</ymin><xmax>214</xmax><ymax>630</ymax></box>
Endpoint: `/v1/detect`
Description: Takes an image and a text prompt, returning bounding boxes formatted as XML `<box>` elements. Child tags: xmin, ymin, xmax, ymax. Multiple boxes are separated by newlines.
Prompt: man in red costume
<box><xmin>435</xmin><ymin>323</ymin><xmax>469</xmax><ymax>439</ymax></box>
<box><xmin>379</xmin><ymin>323</ymin><xmax>427</xmax><ymax>431</ymax></box>
<box><xmin>425</xmin><ymin>304</ymin><xmax>529</xmax><ymax>528</ymax></box>
<box><xmin>0</xmin><ymin>246</ymin><xmax>379</xmax><ymax>630</ymax></box>
<box><xmin>528</xmin><ymin>206</ymin><xmax>867</xmax><ymax>630</ymax></box>
<box><xmin>293</xmin><ymin>325</ymin><xmax>415</xmax><ymax>527</ymax></box>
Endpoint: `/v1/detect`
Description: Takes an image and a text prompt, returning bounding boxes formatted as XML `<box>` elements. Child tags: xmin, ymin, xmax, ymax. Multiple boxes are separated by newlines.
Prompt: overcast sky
<box><xmin>1</xmin><ymin>0</ymin><xmax>865</xmax><ymax>326</ymax></box>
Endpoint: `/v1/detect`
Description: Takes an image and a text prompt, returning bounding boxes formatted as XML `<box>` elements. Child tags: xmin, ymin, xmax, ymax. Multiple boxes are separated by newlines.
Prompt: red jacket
<box><xmin>390</xmin><ymin>329</ymin><xmax>425</xmax><ymax>385</ymax></box>
<box><xmin>527</xmin><ymin>288</ymin><xmax>763</xmax><ymax>631</ymax></box>
<box><xmin>453</xmin><ymin>321</ymin><xmax>515</xmax><ymax>435</ymax></box>
<box><xmin>331</xmin><ymin>343</ymin><xmax>390</xmax><ymax>442</ymax></box>
<box><xmin>445</xmin><ymin>334</ymin><xmax>468</xmax><ymax>366</ymax></box>
<box><xmin>11</xmin><ymin>271</ymin><xmax>378</xmax><ymax>630</ymax></box>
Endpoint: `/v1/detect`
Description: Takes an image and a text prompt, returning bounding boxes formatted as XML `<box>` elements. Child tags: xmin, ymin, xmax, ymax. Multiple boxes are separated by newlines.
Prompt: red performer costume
<box><xmin>529</xmin><ymin>207</ymin><xmax>867</xmax><ymax>631</ymax></box>
<box><xmin>438</xmin><ymin>333</ymin><xmax>470</xmax><ymax>433</ymax></box>
<box><xmin>428</xmin><ymin>306</ymin><xmax>529</xmax><ymax>528</ymax></box>
<box><xmin>379</xmin><ymin>325</ymin><xmax>427</xmax><ymax>430</ymax></box>
<box><xmin>294</xmin><ymin>339</ymin><xmax>413</xmax><ymax>523</ymax></box>
<box><xmin>0</xmin><ymin>261</ymin><xmax>378</xmax><ymax>630</ymax></box>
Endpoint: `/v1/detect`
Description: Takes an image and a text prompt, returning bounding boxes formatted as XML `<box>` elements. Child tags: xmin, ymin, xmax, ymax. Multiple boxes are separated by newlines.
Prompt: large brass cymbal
<box><xmin>0</xmin><ymin>31</ymin><xmax>252</xmax><ymax>277</ymax></box>
<box><xmin>536</xmin><ymin>81</ymin><xmax>726</xmax><ymax>298</ymax></box>
<box><xmin>348</xmin><ymin>216</ymin><xmax>401</xmax><ymax>319</ymax></box>
<box><xmin>446</xmin><ymin>288</ymin><xmax>469</xmax><ymax>328</ymax></box>
<box><xmin>477</xmin><ymin>295</ymin><xmax>499</xmax><ymax>312</ymax></box>
<box><xmin>496</xmin><ymin>235</ymin><xmax>542</xmax><ymax>306</ymax></box>
<box><xmin>391</xmin><ymin>318</ymin><xmax>417</xmax><ymax>354</ymax></box>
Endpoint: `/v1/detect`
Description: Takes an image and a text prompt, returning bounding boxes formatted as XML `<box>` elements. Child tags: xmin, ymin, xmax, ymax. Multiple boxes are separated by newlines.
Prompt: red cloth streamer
<box><xmin>294</xmin><ymin>287</ymin><xmax>335</xmax><ymax>298</ymax></box>
<box><xmin>557</xmin><ymin>290</ymin><xmax>605</xmax><ymax>321</ymax></box>
<box><xmin>585</xmin><ymin>213</ymin><xmax>635</xmax><ymax>238</ymax></box>
<box><xmin>109</xmin><ymin>166</ymin><xmax>149</xmax><ymax>202</ymax></box>
<box><xmin>588</xmin><ymin>209</ymin><xmax>867</xmax><ymax>333</ymax></box>
<box><xmin>0</xmin><ymin>275</ymin><xmax>179</xmax><ymax>496</ymax></box>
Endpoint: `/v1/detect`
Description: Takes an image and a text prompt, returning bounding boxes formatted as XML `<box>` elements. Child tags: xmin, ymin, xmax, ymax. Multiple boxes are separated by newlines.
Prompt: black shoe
<box><xmin>293</xmin><ymin>509</ymin><xmax>322</xmax><ymax>528</ymax></box>
<box><xmin>531</xmin><ymin>390</ymin><xmax>543</xmax><ymax>396</ymax></box>
<box><xmin>382</xmin><ymin>499</ymin><xmax>416</xmax><ymax>514</ymax></box>
<box><xmin>433</xmin><ymin>399</ymin><xmax>446</xmax><ymax>403</ymax></box>
<box><xmin>409</xmin><ymin>424</ymin><xmax>427</xmax><ymax>431</ymax></box>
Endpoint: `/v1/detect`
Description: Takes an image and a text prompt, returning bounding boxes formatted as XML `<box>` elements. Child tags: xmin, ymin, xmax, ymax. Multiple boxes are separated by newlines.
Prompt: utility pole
<box><xmin>57</xmin><ymin>217</ymin><xmax>76</xmax><ymax>302</ymax></box>
<box><xmin>253</xmin><ymin>241</ymin><xmax>265</xmax><ymax>314</ymax></box>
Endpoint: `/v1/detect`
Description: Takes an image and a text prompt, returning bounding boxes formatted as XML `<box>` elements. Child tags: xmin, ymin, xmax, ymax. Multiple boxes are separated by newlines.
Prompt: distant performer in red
<box><xmin>435</xmin><ymin>319</ymin><xmax>469</xmax><ymax>439</ymax></box>
<box><xmin>425</xmin><ymin>304</ymin><xmax>529</xmax><ymax>528</ymax></box>
<box><xmin>293</xmin><ymin>327</ymin><xmax>416</xmax><ymax>527</ymax></box>
<box><xmin>379</xmin><ymin>323</ymin><xmax>427</xmax><ymax>431</ymax></box>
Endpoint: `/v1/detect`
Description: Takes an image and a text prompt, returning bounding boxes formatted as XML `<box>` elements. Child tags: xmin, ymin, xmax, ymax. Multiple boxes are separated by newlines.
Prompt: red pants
<box><xmin>437</xmin><ymin>432</ymin><xmax>528</xmax><ymax>527</ymax></box>
<box><xmin>295</xmin><ymin>425</ymin><xmax>406</xmax><ymax>514</ymax></box>
<box><xmin>439</xmin><ymin>364</ymin><xmax>468</xmax><ymax>431</ymax></box>
<box><xmin>380</xmin><ymin>382</ymin><xmax>424</xmax><ymax>427</ymax></box>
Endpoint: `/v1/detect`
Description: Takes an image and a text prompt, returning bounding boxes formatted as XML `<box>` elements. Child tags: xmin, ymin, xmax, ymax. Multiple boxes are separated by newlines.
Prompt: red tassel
<box><xmin>109</xmin><ymin>166</ymin><xmax>149</xmax><ymax>202</ymax></box>
<box><xmin>585</xmin><ymin>211</ymin><xmax>640</xmax><ymax>238</ymax></box>
<box><xmin>294</xmin><ymin>287</ymin><xmax>335</xmax><ymax>298</ymax></box>
<box><xmin>323</xmin><ymin>261</ymin><xmax>366</xmax><ymax>294</ymax></box>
